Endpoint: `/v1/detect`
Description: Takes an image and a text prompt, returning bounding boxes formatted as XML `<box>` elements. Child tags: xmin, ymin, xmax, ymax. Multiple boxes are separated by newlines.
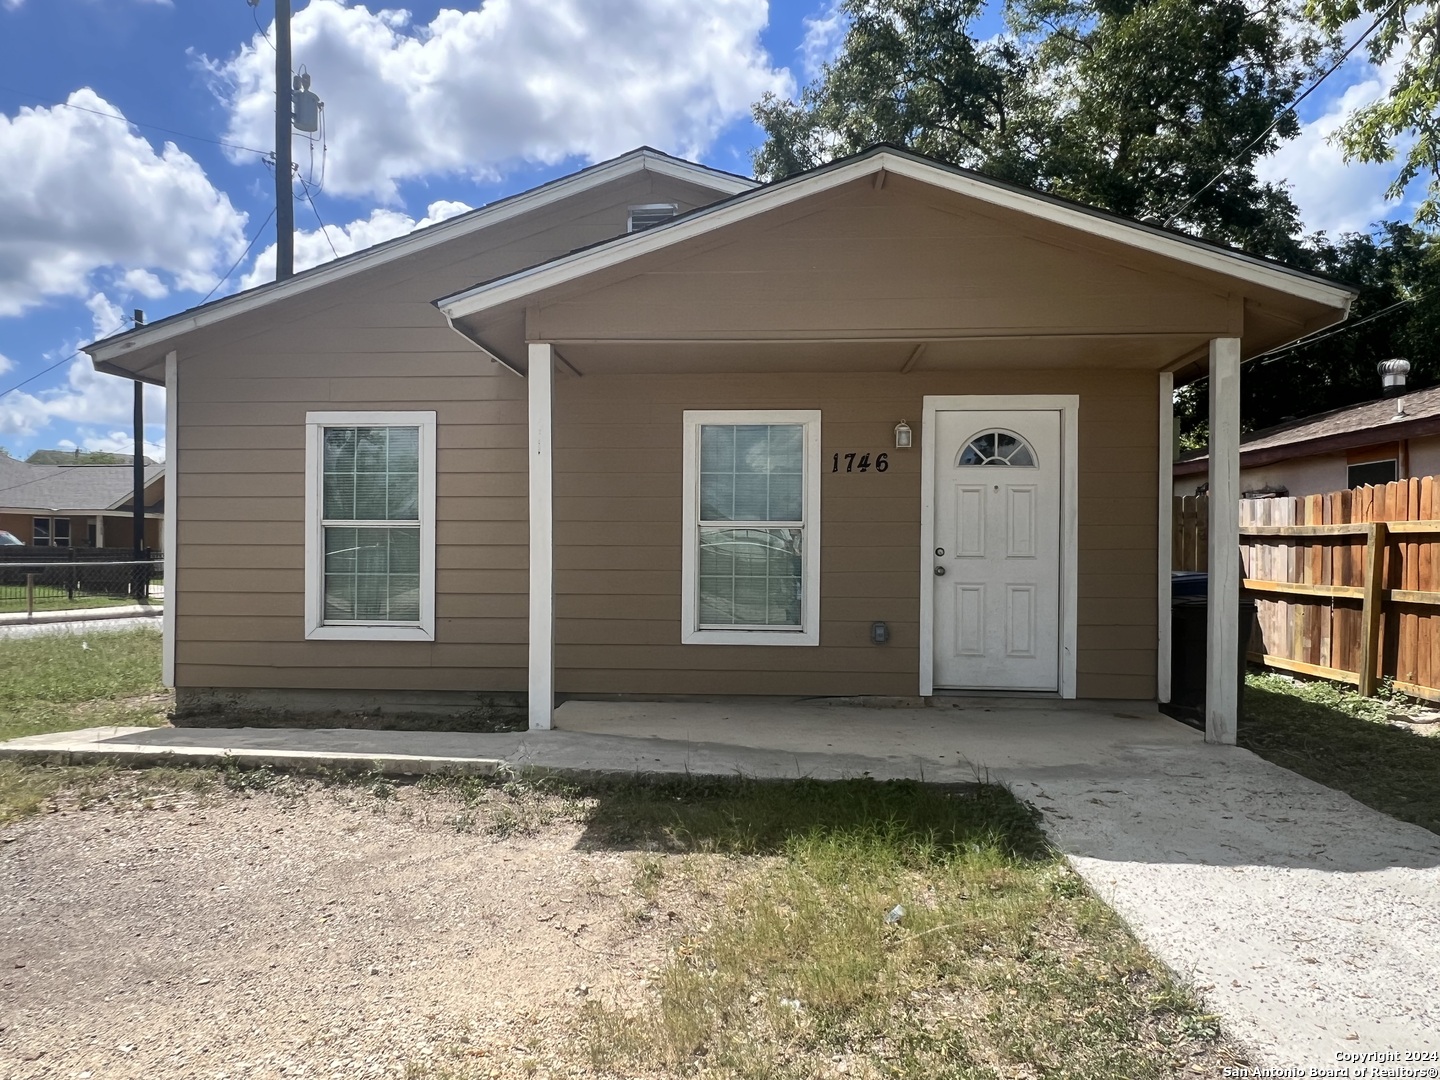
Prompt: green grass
<box><xmin>0</xmin><ymin>626</ymin><xmax>167</xmax><ymax>824</ymax></box>
<box><xmin>1242</xmin><ymin>671</ymin><xmax>1440</xmax><ymax>835</ymax></box>
<box><xmin>566</xmin><ymin>776</ymin><xmax>1238</xmax><ymax>1080</ymax></box>
<box><xmin>0</xmin><ymin>589</ymin><xmax>145</xmax><ymax>614</ymax></box>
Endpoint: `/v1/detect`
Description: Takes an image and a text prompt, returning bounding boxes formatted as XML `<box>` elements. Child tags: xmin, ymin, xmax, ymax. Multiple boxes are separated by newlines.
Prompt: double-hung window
<box><xmin>33</xmin><ymin>518</ymin><xmax>69</xmax><ymax>547</ymax></box>
<box><xmin>681</xmin><ymin>410</ymin><xmax>821</xmax><ymax>645</ymax></box>
<box><xmin>305</xmin><ymin>411</ymin><xmax>436</xmax><ymax>641</ymax></box>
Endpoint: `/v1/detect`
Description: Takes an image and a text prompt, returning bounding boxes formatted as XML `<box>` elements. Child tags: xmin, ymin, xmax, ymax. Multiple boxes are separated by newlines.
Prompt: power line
<box><xmin>251</xmin><ymin>0</ymin><xmax>278</xmax><ymax>53</ymax></box>
<box><xmin>300</xmin><ymin>181</ymin><xmax>340</xmax><ymax>260</ymax></box>
<box><xmin>0</xmin><ymin>83</ymin><xmax>272</xmax><ymax>159</ymax></box>
<box><xmin>0</xmin><ymin>203</ymin><xmax>280</xmax><ymax>405</ymax></box>
<box><xmin>200</xmin><ymin>206</ymin><xmax>279</xmax><ymax>305</ymax></box>
<box><xmin>1160</xmin><ymin>1</ymin><xmax>1399</xmax><ymax>228</ymax></box>
<box><xmin>1180</xmin><ymin>295</ymin><xmax>1420</xmax><ymax>387</ymax></box>
<box><xmin>1251</xmin><ymin>296</ymin><xmax>1418</xmax><ymax>366</ymax></box>
<box><xmin>0</xmin><ymin>318</ymin><xmax>133</xmax><ymax>404</ymax></box>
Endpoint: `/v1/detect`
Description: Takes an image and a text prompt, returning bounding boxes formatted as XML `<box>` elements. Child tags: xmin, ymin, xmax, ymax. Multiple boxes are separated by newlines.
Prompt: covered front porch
<box><xmin>433</xmin><ymin>146</ymin><xmax>1355</xmax><ymax>745</ymax></box>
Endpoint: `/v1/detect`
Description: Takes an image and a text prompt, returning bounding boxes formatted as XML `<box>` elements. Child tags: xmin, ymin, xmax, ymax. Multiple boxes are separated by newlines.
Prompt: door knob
<box><xmin>934</xmin><ymin>566</ymin><xmax>946</xmax><ymax>576</ymax></box>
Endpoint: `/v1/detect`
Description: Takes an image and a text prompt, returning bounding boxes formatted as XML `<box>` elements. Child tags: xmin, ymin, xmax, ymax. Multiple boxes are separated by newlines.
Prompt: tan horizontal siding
<box><xmin>173</xmin><ymin>175</ymin><xmax>1162</xmax><ymax>703</ymax></box>
<box><xmin>173</xmin><ymin>167</ymin><xmax>717</xmax><ymax>694</ymax></box>
<box><xmin>174</xmin><ymin>665</ymin><xmax>527</xmax><ymax>692</ymax></box>
<box><xmin>1076</xmin><ymin>673</ymin><xmax>1154</xmax><ymax>698</ymax></box>
<box><xmin>549</xmin><ymin>366</ymin><xmax>1157</xmax><ymax>699</ymax></box>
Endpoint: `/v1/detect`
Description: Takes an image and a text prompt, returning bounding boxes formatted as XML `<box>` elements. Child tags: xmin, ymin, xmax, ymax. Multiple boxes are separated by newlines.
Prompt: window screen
<box><xmin>320</xmin><ymin>426</ymin><xmax>422</xmax><ymax>623</ymax></box>
<box><xmin>696</xmin><ymin>424</ymin><xmax>806</xmax><ymax>630</ymax></box>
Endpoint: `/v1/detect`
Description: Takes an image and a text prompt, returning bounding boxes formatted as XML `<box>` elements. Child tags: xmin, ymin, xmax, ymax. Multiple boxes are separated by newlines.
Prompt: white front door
<box><xmin>932</xmin><ymin>408</ymin><xmax>1062</xmax><ymax>691</ymax></box>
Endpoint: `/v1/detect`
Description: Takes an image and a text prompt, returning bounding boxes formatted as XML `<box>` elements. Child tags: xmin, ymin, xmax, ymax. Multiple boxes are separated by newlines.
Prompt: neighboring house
<box><xmin>1174</xmin><ymin>384</ymin><xmax>1440</xmax><ymax>499</ymax></box>
<box><xmin>0</xmin><ymin>454</ymin><xmax>164</xmax><ymax>548</ymax></box>
<box><xmin>82</xmin><ymin>145</ymin><xmax>1355</xmax><ymax>744</ymax></box>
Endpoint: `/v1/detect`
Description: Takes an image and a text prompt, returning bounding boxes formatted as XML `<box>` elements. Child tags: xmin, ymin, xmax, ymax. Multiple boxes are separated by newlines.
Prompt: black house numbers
<box><xmin>831</xmin><ymin>451</ymin><xmax>889</xmax><ymax>473</ymax></box>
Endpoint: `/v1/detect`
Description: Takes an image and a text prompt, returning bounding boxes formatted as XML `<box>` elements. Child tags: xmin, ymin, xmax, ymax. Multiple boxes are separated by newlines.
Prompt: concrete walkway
<box><xmin>0</xmin><ymin>606</ymin><xmax>161</xmax><ymax>638</ymax></box>
<box><xmin>2</xmin><ymin>698</ymin><xmax>1437</xmax><ymax>1068</ymax></box>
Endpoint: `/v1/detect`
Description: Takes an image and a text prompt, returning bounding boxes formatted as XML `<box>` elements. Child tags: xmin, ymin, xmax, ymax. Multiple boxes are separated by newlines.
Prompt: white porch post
<box><xmin>1206</xmin><ymin>337</ymin><xmax>1241</xmax><ymax>745</ymax></box>
<box><xmin>95</xmin><ymin>514</ymin><xmax>105</xmax><ymax>549</ymax></box>
<box><xmin>1157</xmin><ymin>371</ymin><xmax>1173</xmax><ymax>704</ymax></box>
<box><xmin>527</xmin><ymin>342</ymin><xmax>555</xmax><ymax>731</ymax></box>
<box><xmin>162</xmin><ymin>351</ymin><xmax>178</xmax><ymax>689</ymax></box>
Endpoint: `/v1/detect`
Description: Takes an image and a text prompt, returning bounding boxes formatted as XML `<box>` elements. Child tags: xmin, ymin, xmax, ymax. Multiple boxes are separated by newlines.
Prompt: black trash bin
<box><xmin>1162</xmin><ymin>574</ymin><xmax>1255</xmax><ymax>731</ymax></box>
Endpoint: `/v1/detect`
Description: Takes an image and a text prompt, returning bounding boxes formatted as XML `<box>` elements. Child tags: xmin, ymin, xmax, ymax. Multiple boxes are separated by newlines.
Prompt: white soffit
<box><xmin>436</xmin><ymin>150</ymin><xmax>1356</xmax><ymax>322</ymax></box>
<box><xmin>85</xmin><ymin>149</ymin><xmax>756</xmax><ymax>367</ymax></box>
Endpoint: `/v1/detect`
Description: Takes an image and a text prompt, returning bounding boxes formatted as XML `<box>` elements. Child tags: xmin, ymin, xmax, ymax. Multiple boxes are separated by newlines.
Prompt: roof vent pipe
<box><xmin>1379</xmin><ymin>358</ymin><xmax>1411</xmax><ymax>398</ymax></box>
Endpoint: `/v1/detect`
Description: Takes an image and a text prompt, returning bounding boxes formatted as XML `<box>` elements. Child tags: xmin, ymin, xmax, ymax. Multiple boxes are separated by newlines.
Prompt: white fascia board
<box><xmin>0</xmin><ymin>505</ymin><xmax>162</xmax><ymax>516</ymax></box>
<box><xmin>86</xmin><ymin>150</ymin><xmax>756</xmax><ymax>368</ymax></box>
<box><xmin>437</xmin><ymin>151</ymin><xmax>1355</xmax><ymax>323</ymax></box>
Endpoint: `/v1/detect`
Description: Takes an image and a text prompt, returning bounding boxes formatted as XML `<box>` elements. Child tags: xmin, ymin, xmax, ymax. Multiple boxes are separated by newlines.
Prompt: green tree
<box><xmin>753</xmin><ymin>0</ymin><xmax>1022</xmax><ymax>181</ymax></box>
<box><xmin>1306</xmin><ymin>0</ymin><xmax>1440</xmax><ymax>223</ymax></box>
<box><xmin>1174</xmin><ymin>222</ymin><xmax>1440</xmax><ymax>439</ymax></box>
<box><xmin>754</xmin><ymin>0</ymin><xmax>1330</xmax><ymax>257</ymax></box>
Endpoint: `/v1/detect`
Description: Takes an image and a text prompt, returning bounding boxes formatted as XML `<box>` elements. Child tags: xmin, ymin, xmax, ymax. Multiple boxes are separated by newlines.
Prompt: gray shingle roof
<box><xmin>1175</xmin><ymin>384</ymin><xmax>1440</xmax><ymax>471</ymax></box>
<box><xmin>0</xmin><ymin>456</ymin><xmax>164</xmax><ymax>513</ymax></box>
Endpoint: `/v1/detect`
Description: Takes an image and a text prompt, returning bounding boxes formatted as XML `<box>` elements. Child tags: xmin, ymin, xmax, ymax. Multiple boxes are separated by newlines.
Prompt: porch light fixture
<box><xmin>894</xmin><ymin>420</ymin><xmax>913</xmax><ymax>449</ymax></box>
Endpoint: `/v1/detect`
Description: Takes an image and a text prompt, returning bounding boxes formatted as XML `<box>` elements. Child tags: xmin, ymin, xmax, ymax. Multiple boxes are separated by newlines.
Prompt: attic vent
<box><xmin>628</xmin><ymin>203</ymin><xmax>678</xmax><ymax>233</ymax></box>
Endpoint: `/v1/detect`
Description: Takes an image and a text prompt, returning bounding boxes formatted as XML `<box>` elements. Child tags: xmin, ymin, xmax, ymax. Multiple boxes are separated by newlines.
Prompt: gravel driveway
<box><xmin>0</xmin><ymin>780</ymin><xmax>687</xmax><ymax>1079</ymax></box>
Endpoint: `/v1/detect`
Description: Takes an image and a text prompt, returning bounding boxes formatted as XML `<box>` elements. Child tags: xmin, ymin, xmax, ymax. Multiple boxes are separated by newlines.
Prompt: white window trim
<box><xmin>304</xmin><ymin>410</ymin><xmax>437</xmax><ymax>642</ymax></box>
<box><xmin>681</xmin><ymin>409</ymin><xmax>822</xmax><ymax>646</ymax></box>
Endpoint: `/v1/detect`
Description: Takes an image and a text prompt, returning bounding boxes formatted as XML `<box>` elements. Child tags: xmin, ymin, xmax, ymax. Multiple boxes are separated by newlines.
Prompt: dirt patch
<box><xmin>0</xmin><ymin>780</ymin><xmax>712</xmax><ymax>1079</ymax></box>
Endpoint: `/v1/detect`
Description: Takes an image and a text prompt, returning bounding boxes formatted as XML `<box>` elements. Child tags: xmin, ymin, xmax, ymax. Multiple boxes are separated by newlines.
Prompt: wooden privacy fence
<box><xmin>1173</xmin><ymin>495</ymin><xmax>1209</xmax><ymax>572</ymax></box>
<box><xmin>1234</xmin><ymin>480</ymin><xmax>1440</xmax><ymax>702</ymax></box>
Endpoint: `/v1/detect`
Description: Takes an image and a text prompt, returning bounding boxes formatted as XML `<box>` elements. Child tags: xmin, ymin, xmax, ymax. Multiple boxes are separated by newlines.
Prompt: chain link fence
<box><xmin>0</xmin><ymin>559</ymin><xmax>163</xmax><ymax>616</ymax></box>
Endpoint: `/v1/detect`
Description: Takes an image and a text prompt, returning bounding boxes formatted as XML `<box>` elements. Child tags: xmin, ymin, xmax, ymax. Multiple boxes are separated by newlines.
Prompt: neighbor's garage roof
<box><xmin>1174</xmin><ymin>384</ymin><xmax>1440</xmax><ymax>475</ymax></box>
<box><xmin>0</xmin><ymin>456</ymin><xmax>164</xmax><ymax>513</ymax></box>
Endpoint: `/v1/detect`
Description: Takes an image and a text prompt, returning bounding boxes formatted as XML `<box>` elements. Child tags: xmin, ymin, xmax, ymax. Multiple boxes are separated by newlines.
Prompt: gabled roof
<box><xmin>83</xmin><ymin>147</ymin><xmax>756</xmax><ymax>380</ymax></box>
<box><xmin>435</xmin><ymin>144</ymin><xmax>1356</xmax><ymax>326</ymax></box>
<box><xmin>1175</xmin><ymin>384</ymin><xmax>1440</xmax><ymax>475</ymax></box>
<box><xmin>0</xmin><ymin>456</ymin><xmax>164</xmax><ymax>513</ymax></box>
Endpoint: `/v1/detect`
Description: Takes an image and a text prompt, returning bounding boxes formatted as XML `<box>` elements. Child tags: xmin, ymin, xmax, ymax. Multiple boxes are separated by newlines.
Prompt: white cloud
<box><xmin>238</xmin><ymin>198</ymin><xmax>472</xmax><ymax>291</ymax></box>
<box><xmin>0</xmin><ymin>295</ymin><xmax>164</xmax><ymax>450</ymax></box>
<box><xmin>1258</xmin><ymin>57</ymin><xmax>1413</xmax><ymax>235</ymax></box>
<box><xmin>86</xmin><ymin>291</ymin><xmax>126</xmax><ymax>339</ymax></box>
<box><xmin>118</xmin><ymin>269</ymin><xmax>169</xmax><ymax>300</ymax></box>
<box><xmin>207</xmin><ymin>0</ymin><xmax>790</xmax><ymax>202</ymax></box>
<box><xmin>0</xmin><ymin>89</ymin><xmax>247</xmax><ymax>317</ymax></box>
<box><xmin>69</xmin><ymin>428</ymin><xmax>167</xmax><ymax>463</ymax></box>
<box><xmin>0</xmin><ymin>352</ymin><xmax>12</xmax><ymax>376</ymax></box>
<box><xmin>0</xmin><ymin>356</ymin><xmax>164</xmax><ymax>438</ymax></box>
<box><xmin>800</xmin><ymin>0</ymin><xmax>848</xmax><ymax>79</ymax></box>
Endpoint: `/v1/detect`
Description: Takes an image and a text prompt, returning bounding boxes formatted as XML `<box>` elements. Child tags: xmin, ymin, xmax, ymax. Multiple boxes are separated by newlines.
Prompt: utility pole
<box><xmin>132</xmin><ymin>310</ymin><xmax>146</xmax><ymax>564</ymax></box>
<box><xmin>274</xmin><ymin>0</ymin><xmax>294</xmax><ymax>280</ymax></box>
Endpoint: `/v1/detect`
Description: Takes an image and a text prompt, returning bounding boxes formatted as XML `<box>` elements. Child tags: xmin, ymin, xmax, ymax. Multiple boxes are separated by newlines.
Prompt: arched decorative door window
<box><xmin>957</xmin><ymin>430</ymin><xmax>1037</xmax><ymax>467</ymax></box>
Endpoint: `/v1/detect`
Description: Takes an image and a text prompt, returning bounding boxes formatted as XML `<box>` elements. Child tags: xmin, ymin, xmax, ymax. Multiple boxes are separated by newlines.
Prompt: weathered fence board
<box><xmin>1178</xmin><ymin>479</ymin><xmax>1440</xmax><ymax>701</ymax></box>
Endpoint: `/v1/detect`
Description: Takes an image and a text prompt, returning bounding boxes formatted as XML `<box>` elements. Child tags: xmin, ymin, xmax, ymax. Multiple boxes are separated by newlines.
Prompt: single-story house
<box><xmin>0</xmin><ymin>454</ymin><xmax>164</xmax><ymax>548</ymax></box>
<box><xmin>83</xmin><ymin>145</ymin><xmax>1355</xmax><ymax>745</ymax></box>
<box><xmin>1175</xmin><ymin>383</ymin><xmax>1440</xmax><ymax>499</ymax></box>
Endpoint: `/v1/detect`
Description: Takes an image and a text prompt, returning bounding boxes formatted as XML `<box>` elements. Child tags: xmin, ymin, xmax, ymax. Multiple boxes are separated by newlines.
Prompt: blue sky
<box><xmin>0</xmin><ymin>0</ymin><xmax>1412</xmax><ymax>462</ymax></box>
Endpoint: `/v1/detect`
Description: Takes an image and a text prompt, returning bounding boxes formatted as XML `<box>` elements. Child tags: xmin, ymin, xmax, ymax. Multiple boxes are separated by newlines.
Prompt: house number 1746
<box><xmin>832</xmin><ymin>452</ymin><xmax>889</xmax><ymax>473</ymax></box>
